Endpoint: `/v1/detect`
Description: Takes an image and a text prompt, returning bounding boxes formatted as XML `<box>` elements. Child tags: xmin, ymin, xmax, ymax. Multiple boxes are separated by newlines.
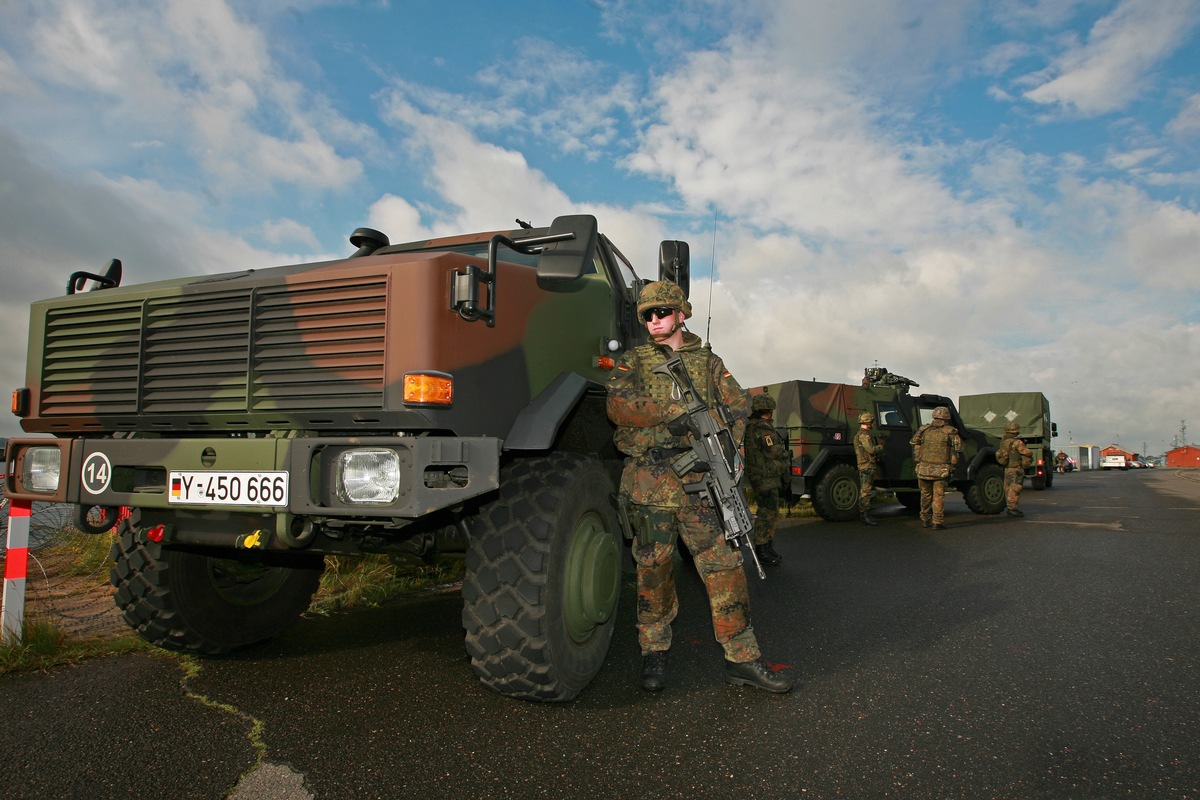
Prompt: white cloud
<box><xmin>1019</xmin><ymin>0</ymin><xmax>1199</xmax><ymax>116</ymax></box>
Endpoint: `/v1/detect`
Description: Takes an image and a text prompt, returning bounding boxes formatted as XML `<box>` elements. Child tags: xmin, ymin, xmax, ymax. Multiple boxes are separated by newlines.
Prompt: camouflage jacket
<box><xmin>853</xmin><ymin>428</ymin><xmax>884</xmax><ymax>471</ymax></box>
<box><xmin>910</xmin><ymin>423</ymin><xmax>963</xmax><ymax>467</ymax></box>
<box><xmin>998</xmin><ymin>433</ymin><xmax>1033</xmax><ymax>469</ymax></box>
<box><xmin>606</xmin><ymin>332</ymin><xmax>748</xmax><ymax>508</ymax></box>
<box><xmin>745</xmin><ymin>416</ymin><xmax>790</xmax><ymax>493</ymax></box>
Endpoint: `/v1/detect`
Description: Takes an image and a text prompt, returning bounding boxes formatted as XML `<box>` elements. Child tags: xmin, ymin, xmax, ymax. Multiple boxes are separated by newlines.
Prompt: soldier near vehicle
<box><xmin>997</xmin><ymin>421</ymin><xmax>1034</xmax><ymax>517</ymax></box>
<box><xmin>910</xmin><ymin>406</ymin><xmax>964</xmax><ymax>529</ymax></box>
<box><xmin>606</xmin><ymin>280</ymin><xmax>792</xmax><ymax>694</ymax></box>
<box><xmin>853</xmin><ymin>411</ymin><xmax>885</xmax><ymax>526</ymax></box>
<box><xmin>1055</xmin><ymin>450</ymin><xmax>1068</xmax><ymax>474</ymax></box>
<box><xmin>744</xmin><ymin>393</ymin><xmax>790</xmax><ymax>565</ymax></box>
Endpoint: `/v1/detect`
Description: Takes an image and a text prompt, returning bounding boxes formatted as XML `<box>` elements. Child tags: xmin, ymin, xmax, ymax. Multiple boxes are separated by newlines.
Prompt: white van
<box><xmin>1101</xmin><ymin>454</ymin><xmax>1129</xmax><ymax>470</ymax></box>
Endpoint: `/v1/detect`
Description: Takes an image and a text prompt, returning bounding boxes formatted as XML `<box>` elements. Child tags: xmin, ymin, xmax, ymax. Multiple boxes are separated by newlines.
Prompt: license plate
<box><xmin>169</xmin><ymin>471</ymin><xmax>289</xmax><ymax>507</ymax></box>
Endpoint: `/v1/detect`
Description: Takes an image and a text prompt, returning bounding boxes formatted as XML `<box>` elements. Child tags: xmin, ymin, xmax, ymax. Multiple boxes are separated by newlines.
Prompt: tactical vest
<box><xmin>917</xmin><ymin>425</ymin><xmax>955</xmax><ymax>464</ymax></box>
<box><xmin>629</xmin><ymin>342</ymin><xmax>716</xmax><ymax>408</ymax></box>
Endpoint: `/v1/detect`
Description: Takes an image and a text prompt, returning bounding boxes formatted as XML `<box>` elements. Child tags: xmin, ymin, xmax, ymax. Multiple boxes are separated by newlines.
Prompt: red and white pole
<box><xmin>2</xmin><ymin>499</ymin><xmax>32</xmax><ymax>645</ymax></box>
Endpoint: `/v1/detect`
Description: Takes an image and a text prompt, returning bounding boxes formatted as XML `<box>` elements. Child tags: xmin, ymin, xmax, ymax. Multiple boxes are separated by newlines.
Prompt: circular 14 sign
<box><xmin>81</xmin><ymin>452</ymin><xmax>113</xmax><ymax>495</ymax></box>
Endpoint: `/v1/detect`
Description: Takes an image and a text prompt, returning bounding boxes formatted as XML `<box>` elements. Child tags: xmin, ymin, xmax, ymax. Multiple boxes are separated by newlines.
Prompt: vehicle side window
<box><xmin>878</xmin><ymin>403</ymin><xmax>905</xmax><ymax>427</ymax></box>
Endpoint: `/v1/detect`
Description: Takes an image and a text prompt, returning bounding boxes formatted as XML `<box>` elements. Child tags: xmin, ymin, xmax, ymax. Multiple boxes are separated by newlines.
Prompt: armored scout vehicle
<box><xmin>4</xmin><ymin>215</ymin><xmax>691</xmax><ymax>702</ymax></box>
<box><xmin>958</xmin><ymin>392</ymin><xmax>1057</xmax><ymax>489</ymax></box>
<box><xmin>754</xmin><ymin>368</ymin><xmax>1006</xmax><ymax>521</ymax></box>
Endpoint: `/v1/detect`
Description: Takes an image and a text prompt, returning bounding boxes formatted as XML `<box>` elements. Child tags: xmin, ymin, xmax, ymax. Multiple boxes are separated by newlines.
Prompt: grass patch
<box><xmin>308</xmin><ymin>553</ymin><xmax>465</xmax><ymax>616</ymax></box>
<box><xmin>0</xmin><ymin>618</ymin><xmax>149</xmax><ymax>674</ymax></box>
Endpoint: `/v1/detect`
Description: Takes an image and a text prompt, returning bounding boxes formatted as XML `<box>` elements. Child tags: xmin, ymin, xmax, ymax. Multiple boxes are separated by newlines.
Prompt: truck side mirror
<box><xmin>537</xmin><ymin>215</ymin><xmax>598</xmax><ymax>281</ymax></box>
<box><xmin>658</xmin><ymin>241</ymin><xmax>689</xmax><ymax>298</ymax></box>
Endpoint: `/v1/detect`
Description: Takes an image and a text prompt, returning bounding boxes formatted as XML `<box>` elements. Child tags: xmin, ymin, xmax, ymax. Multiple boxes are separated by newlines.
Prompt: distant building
<box><xmin>1061</xmin><ymin>444</ymin><xmax>1100</xmax><ymax>470</ymax></box>
<box><xmin>1165</xmin><ymin>446</ymin><xmax>1200</xmax><ymax>468</ymax></box>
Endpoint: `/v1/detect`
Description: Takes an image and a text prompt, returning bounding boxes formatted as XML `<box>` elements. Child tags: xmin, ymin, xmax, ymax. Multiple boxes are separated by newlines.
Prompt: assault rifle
<box><xmin>652</xmin><ymin>355</ymin><xmax>765</xmax><ymax>580</ymax></box>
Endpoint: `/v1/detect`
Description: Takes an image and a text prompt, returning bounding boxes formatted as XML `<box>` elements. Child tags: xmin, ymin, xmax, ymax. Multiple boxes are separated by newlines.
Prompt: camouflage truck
<box><xmin>958</xmin><ymin>392</ymin><xmax>1057</xmax><ymax>489</ymax></box>
<box><xmin>753</xmin><ymin>368</ymin><xmax>1006</xmax><ymax>521</ymax></box>
<box><xmin>3</xmin><ymin>214</ymin><xmax>692</xmax><ymax>702</ymax></box>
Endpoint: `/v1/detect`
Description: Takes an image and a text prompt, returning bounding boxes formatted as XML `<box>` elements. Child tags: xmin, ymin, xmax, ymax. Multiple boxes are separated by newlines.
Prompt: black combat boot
<box><xmin>1006</xmin><ymin>507</ymin><xmax>1025</xmax><ymax>517</ymax></box>
<box><xmin>641</xmin><ymin>651</ymin><xmax>668</xmax><ymax>692</ymax></box>
<box><xmin>861</xmin><ymin>511</ymin><xmax>879</xmax><ymax>526</ymax></box>
<box><xmin>932</xmin><ymin>522</ymin><xmax>946</xmax><ymax>530</ymax></box>
<box><xmin>755</xmin><ymin>544</ymin><xmax>781</xmax><ymax>566</ymax></box>
<box><xmin>724</xmin><ymin>659</ymin><xmax>794</xmax><ymax>693</ymax></box>
<box><xmin>764</xmin><ymin>540</ymin><xmax>784</xmax><ymax>563</ymax></box>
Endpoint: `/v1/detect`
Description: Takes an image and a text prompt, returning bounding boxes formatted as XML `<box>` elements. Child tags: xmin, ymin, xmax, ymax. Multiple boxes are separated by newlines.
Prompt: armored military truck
<box><xmin>3</xmin><ymin>215</ymin><xmax>691</xmax><ymax>702</ymax></box>
<box><xmin>754</xmin><ymin>368</ymin><xmax>1005</xmax><ymax>521</ymax></box>
<box><xmin>958</xmin><ymin>392</ymin><xmax>1057</xmax><ymax>489</ymax></box>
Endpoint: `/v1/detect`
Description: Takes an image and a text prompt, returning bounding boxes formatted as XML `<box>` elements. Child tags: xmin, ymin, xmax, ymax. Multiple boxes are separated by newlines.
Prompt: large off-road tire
<box><xmin>462</xmin><ymin>452</ymin><xmax>622</xmax><ymax>702</ymax></box>
<box><xmin>109</xmin><ymin>523</ymin><xmax>324</xmax><ymax>654</ymax></box>
<box><xmin>811</xmin><ymin>463</ymin><xmax>861</xmax><ymax>522</ymax></box>
<box><xmin>963</xmin><ymin>464</ymin><xmax>1005</xmax><ymax>515</ymax></box>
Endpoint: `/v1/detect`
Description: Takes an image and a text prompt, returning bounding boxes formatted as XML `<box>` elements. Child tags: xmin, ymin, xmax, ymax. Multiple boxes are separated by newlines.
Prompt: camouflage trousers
<box><xmin>750</xmin><ymin>488</ymin><xmax>780</xmax><ymax>545</ymax></box>
<box><xmin>917</xmin><ymin>477</ymin><xmax>948</xmax><ymax>524</ymax></box>
<box><xmin>632</xmin><ymin>501</ymin><xmax>761</xmax><ymax>664</ymax></box>
<box><xmin>1004</xmin><ymin>467</ymin><xmax>1024</xmax><ymax>510</ymax></box>
<box><xmin>859</xmin><ymin>470</ymin><xmax>876</xmax><ymax>513</ymax></box>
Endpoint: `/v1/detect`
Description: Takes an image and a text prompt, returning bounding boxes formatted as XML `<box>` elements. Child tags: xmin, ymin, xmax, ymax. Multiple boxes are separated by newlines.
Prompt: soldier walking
<box><xmin>744</xmin><ymin>393</ymin><xmax>790</xmax><ymax>565</ymax></box>
<box><xmin>853</xmin><ymin>411</ymin><xmax>884</xmax><ymax>526</ymax></box>
<box><xmin>910</xmin><ymin>407</ymin><xmax>962</xmax><ymax>529</ymax></box>
<box><xmin>606</xmin><ymin>280</ymin><xmax>792</xmax><ymax>694</ymax></box>
<box><xmin>997</xmin><ymin>421</ymin><xmax>1033</xmax><ymax>517</ymax></box>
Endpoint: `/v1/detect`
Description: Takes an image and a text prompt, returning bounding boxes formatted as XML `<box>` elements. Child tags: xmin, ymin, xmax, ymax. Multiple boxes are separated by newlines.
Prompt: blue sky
<box><xmin>1</xmin><ymin>0</ymin><xmax>1198</xmax><ymax>456</ymax></box>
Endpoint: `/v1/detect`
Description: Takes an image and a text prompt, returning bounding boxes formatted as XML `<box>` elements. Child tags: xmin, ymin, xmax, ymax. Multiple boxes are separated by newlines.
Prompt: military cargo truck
<box><xmin>3</xmin><ymin>215</ymin><xmax>690</xmax><ymax>702</ymax></box>
<box><xmin>754</xmin><ymin>368</ymin><xmax>1005</xmax><ymax>521</ymax></box>
<box><xmin>958</xmin><ymin>392</ymin><xmax>1057</xmax><ymax>489</ymax></box>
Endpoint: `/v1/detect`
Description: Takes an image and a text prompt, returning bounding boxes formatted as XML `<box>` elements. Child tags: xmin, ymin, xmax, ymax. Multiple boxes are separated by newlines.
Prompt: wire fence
<box><xmin>1</xmin><ymin>499</ymin><xmax>129</xmax><ymax>641</ymax></box>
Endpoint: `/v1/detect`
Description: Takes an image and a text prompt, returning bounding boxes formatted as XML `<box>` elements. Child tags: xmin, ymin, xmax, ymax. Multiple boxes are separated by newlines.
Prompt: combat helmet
<box><xmin>857</xmin><ymin>411</ymin><xmax>873</xmax><ymax>425</ymax></box>
<box><xmin>1004</xmin><ymin>421</ymin><xmax>1020</xmax><ymax>435</ymax></box>
<box><xmin>751</xmin><ymin>394</ymin><xmax>777</xmax><ymax>412</ymax></box>
<box><xmin>637</xmin><ymin>280</ymin><xmax>692</xmax><ymax>319</ymax></box>
<box><xmin>932</xmin><ymin>407</ymin><xmax>952</xmax><ymax>421</ymax></box>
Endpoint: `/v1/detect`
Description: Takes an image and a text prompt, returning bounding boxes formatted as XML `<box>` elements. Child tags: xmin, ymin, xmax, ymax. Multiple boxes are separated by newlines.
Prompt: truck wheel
<box><xmin>462</xmin><ymin>452</ymin><xmax>621</xmax><ymax>702</ymax></box>
<box><xmin>963</xmin><ymin>464</ymin><xmax>1005</xmax><ymax>515</ymax></box>
<box><xmin>109</xmin><ymin>523</ymin><xmax>324</xmax><ymax>654</ymax></box>
<box><xmin>811</xmin><ymin>463</ymin><xmax>861</xmax><ymax>522</ymax></box>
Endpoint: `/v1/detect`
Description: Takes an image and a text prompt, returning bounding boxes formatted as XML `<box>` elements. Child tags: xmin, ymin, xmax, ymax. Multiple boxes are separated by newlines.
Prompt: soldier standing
<box><xmin>744</xmin><ymin>393</ymin><xmax>790</xmax><ymax>565</ymax></box>
<box><xmin>997</xmin><ymin>421</ymin><xmax>1033</xmax><ymax>517</ymax></box>
<box><xmin>1055</xmin><ymin>450</ymin><xmax>1067</xmax><ymax>474</ymax></box>
<box><xmin>607</xmin><ymin>280</ymin><xmax>792</xmax><ymax>694</ymax></box>
<box><xmin>909</xmin><ymin>407</ymin><xmax>963</xmax><ymax>529</ymax></box>
<box><xmin>853</xmin><ymin>411</ymin><xmax>884</xmax><ymax>526</ymax></box>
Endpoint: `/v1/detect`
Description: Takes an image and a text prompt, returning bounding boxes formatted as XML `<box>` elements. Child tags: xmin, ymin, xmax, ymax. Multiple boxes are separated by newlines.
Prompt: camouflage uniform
<box><xmin>853</xmin><ymin>411</ymin><xmax>884</xmax><ymax>524</ymax></box>
<box><xmin>909</xmin><ymin>407</ymin><xmax>963</xmax><ymax>528</ymax></box>
<box><xmin>744</xmin><ymin>395</ymin><xmax>790</xmax><ymax>558</ymax></box>
<box><xmin>1055</xmin><ymin>450</ymin><xmax>1067</xmax><ymax>474</ymax></box>
<box><xmin>998</xmin><ymin>423</ymin><xmax>1033</xmax><ymax>516</ymax></box>
<box><xmin>607</xmin><ymin>331</ymin><xmax>760</xmax><ymax>664</ymax></box>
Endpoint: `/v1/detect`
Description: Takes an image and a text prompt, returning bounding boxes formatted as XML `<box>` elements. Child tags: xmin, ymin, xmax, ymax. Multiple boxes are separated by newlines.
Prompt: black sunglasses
<box><xmin>641</xmin><ymin>307</ymin><xmax>677</xmax><ymax>322</ymax></box>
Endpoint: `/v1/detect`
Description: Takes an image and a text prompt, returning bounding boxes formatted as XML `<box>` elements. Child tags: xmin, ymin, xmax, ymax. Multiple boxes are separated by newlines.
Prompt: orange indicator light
<box><xmin>404</xmin><ymin>372</ymin><xmax>453</xmax><ymax>405</ymax></box>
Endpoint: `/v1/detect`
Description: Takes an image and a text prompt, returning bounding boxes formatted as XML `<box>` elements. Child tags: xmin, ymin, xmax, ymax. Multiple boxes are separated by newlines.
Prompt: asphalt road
<box><xmin>2</xmin><ymin>468</ymin><xmax>1198</xmax><ymax>799</ymax></box>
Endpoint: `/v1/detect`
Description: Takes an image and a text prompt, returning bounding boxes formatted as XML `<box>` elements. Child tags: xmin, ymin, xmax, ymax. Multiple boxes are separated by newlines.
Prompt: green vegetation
<box><xmin>0</xmin><ymin>618</ymin><xmax>149</xmax><ymax>674</ymax></box>
<box><xmin>309</xmin><ymin>553</ymin><xmax>465</xmax><ymax>616</ymax></box>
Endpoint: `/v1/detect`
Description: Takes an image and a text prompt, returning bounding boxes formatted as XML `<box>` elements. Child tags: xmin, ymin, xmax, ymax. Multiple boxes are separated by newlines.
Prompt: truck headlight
<box><xmin>23</xmin><ymin>447</ymin><xmax>63</xmax><ymax>493</ymax></box>
<box><xmin>336</xmin><ymin>448</ymin><xmax>401</xmax><ymax>503</ymax></box>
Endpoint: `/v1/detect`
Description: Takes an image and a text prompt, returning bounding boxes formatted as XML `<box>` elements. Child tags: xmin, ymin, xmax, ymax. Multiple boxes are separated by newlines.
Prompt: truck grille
<box><xmin>39</xmin><ymin>275</ymin><xmax>389</xmax><ymax>417</ymax></box>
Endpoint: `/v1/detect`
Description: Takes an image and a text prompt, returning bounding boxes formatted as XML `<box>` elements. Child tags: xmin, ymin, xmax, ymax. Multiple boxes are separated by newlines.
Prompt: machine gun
<box><xmin>652</xmin><ymin>355</ymin><xmax>765</xmax><ymax>580</ymax></box>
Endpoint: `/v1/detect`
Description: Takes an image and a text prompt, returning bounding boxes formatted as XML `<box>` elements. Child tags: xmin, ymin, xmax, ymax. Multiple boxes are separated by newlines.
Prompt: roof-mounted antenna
<box><xmin>705</xmin><ymin>209</ymin><xmax>717</xmax><ymax>348</ymax></box>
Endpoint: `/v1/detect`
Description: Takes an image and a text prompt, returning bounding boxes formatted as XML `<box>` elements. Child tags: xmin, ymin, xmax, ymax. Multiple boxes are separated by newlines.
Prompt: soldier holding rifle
<box><xmin>607</xmin><ymin>280</ymin><xmax>792</xmax><ymax>694</ymax></box>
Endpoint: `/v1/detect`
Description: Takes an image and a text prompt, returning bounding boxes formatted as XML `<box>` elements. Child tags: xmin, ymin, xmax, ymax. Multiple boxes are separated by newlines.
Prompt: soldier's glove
<box><xmin>667</xmin><ymin>413</ymin><xmax>698</xmax><ymax>438</ymax></box>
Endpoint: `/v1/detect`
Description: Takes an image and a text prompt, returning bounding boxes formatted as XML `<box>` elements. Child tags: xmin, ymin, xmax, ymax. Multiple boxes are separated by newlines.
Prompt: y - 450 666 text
<box><xmin>168</xmin><ymin>471</ymin><xmax>289</xmax><ymax>506</ymax></box>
